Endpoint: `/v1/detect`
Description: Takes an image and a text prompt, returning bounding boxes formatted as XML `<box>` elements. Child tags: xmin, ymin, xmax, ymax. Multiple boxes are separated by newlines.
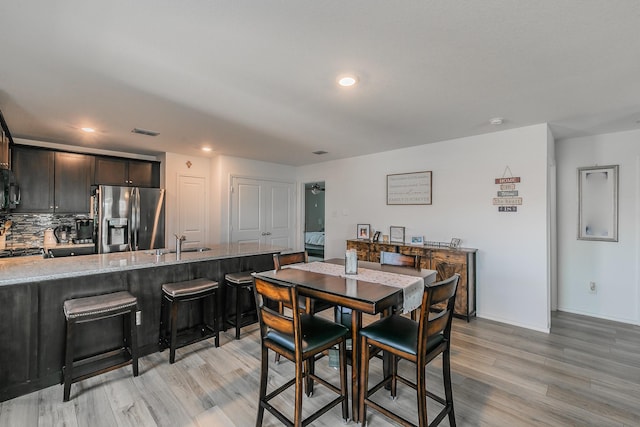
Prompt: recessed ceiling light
<box><xmin>202</xmin><ymin>147</ymin><xmax>212</xmax><ymax>152</ymax></box>
<box><xmin>337</xmin><ymin>75</ymin><xmax>358</xmax><ymax>87</ymax></box>
<box><xmin>489</xmin><ymin>117</ymin><xmax>504</xmax><ymax>125</ymax></box>
<box><xmin>81</xmin><ymin>127</ymin><xmax>95</xmax><ymax>133</ymax></box>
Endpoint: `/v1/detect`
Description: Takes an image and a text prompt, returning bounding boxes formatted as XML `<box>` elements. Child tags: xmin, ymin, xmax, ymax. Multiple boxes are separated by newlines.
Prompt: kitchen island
<box><xmin>0</xmin><ymin>243</ymin><xmax>283</xmax><ymax>401</ymax></box>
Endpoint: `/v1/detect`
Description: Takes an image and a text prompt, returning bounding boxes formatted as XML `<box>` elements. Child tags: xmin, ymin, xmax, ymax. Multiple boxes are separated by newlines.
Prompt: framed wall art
<box><xmin>387</xmin><ymin>171</ymin><xmax>432</xmax><ymax>205</ymax></box>
<box><xmin>409</xmin><ymin>235</ymin><xmax>424</xmax><ymax>246</ymax></box>
<box><xmin>357</xmin><ymin>224</ymin><xmax>371</xmax><ymax>240</ymax></box>
<box><xmin>389</xmin><ymin>226</ymin><xmax>405</xmax><ymax>243</ymax></box>
<box><xmin>578</xmin><ymin>165</ymin><xmax>618</xmax><ymax>242</ymax></box>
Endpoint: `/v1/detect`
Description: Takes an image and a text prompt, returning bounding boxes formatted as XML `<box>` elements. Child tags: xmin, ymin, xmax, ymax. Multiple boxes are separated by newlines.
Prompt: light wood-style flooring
<box><xmin>1</xmin><ymin>311</ymin><xmax>639</xmax><ymax>426</ymax></box>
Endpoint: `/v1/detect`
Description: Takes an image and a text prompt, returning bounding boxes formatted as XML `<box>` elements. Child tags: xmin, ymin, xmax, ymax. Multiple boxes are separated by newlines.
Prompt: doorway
<box><xmin>304</xmin><ymin>182</ymin><xmax>325</xmax><ymax>261</ymax></box>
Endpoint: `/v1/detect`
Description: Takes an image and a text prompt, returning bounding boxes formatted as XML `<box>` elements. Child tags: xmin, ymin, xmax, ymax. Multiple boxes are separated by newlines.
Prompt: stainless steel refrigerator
<box><xmin>96</xmin><ymin>185</ymin><xmax>165</xmax><ymax>253</ymax></box>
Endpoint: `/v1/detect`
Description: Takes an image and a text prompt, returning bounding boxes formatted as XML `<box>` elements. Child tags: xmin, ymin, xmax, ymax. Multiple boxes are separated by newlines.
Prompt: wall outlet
<box><xmin>136</xmin><ymin>310</ymin><xmax>142</xmax><ymax>325</ymax></box>
<box><xmin>589</xmin><ymin>281</ymin><xmax>597</xmax><ymax>294</ymax></box>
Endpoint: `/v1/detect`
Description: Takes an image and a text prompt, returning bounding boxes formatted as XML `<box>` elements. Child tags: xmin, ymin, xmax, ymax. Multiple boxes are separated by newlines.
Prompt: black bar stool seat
<box><xmin>63</xmin><ymin>290</ymin><xmax>139</xmax><ymax>402</ymax></box>
<box><xmin>159</xmin><ymin>278</ymin><xmax>219</xmax><ymax>363</ymax></box>
<box><xmin>224</xmin><ymin>271</ymin><xmax>257</xmax><ymax>339</ymax></box>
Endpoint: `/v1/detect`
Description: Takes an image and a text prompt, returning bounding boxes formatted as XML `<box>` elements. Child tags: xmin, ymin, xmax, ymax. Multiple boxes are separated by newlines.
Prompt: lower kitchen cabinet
<box><xmin>346</xmin><ymin>239</ymin><xmax>476</xmax><ymax>320</ymax></box>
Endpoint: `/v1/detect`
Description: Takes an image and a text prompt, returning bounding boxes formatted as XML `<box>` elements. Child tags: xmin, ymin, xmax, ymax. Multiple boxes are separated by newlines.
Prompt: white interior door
<box><xmin>178</xmin><ymin>175</ymin><xmax>207</xmax><ymax>249</ymax></box>
<box><xmin>267</xmin><ymin>181</ymin><xmax>295</xmax><ymax>247</ymax></box>
<box><xmin>231</xmin><ymin>177</ymin><xmax>295</xmax><ymax>248</ymax></box>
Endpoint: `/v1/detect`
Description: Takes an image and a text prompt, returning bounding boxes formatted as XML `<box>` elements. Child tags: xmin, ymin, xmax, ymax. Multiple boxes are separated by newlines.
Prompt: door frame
<box><xmin>303</xmin><ymin>181</ymin><xmax>326</xmax><ymax>259</ymax></box>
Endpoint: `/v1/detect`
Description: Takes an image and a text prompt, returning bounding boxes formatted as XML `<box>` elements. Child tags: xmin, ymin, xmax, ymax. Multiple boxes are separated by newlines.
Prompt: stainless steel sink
<box><xmin>181</xmin><ymin>247</ymin><xmax>211</xmax><ymax>253</ymax></box>
<box><xmin>146</xmin><ymin>247</ymin><xmax>211</xmax><ymax>255</ymax></box>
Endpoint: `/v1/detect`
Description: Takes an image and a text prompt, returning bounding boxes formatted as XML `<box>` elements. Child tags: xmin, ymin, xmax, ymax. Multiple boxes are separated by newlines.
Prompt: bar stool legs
<box><xmin>224</xmin><ymin>271</ymin><xmax>256</xmax><ymax>340</ymax></box>
<box><xmin>62</xmin><ymin>291</ymin><xmax>139</xmax><ymax>402</ymax></box>
<box><xmin>159</xmin><ymin>278</ymin><xmax>219</xmax><ymax>364</ymax></box>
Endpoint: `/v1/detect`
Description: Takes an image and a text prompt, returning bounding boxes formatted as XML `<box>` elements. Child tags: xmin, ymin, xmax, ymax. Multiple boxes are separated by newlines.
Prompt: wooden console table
<box><xmin>346</xmin><ymin>239</ymin><xmax>476</xmax><ymax>321</ymax></box>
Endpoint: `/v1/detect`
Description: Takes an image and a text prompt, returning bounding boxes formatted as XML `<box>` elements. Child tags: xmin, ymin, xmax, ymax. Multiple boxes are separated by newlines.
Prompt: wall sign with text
<box><xmin>493</xmin><ymin>175</ymin><xmax>522</xmax><ymax>212</ymax></box>
<box><xmin>387</xmin><ymin>171</ymin><xmax>432</xmax><ymax>205</ymax></box>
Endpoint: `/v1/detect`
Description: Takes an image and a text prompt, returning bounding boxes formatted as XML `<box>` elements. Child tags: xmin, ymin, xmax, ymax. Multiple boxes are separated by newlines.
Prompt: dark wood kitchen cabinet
<box><xmin>12</xmin><ymin>146</ymin><xmax>92</xmax><ymax>213</ymax></box>
<box><xmin>54</xmin><ymin>151</ymin><xmax>93</xmax><ymax>212</ymax></box>
<box><xmin>94</xmin><ymin>156</ymin><xmax>159</xmax><ymax>188</ymax></box>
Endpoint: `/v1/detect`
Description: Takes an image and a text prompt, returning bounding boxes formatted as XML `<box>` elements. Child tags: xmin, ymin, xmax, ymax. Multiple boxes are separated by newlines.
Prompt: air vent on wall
<box><xmin>131</xmin><ymin>128</ymin><xmax>160</xmax><ymax>137</ymax></box>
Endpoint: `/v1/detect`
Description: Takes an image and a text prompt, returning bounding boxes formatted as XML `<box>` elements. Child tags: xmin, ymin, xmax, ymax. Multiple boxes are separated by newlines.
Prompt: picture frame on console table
<box><xmin>389</xmin><ymin>226</ymin><xmax>405</xmax><ymax>243</ymax></box>
<box><xmin>410</xmin><ymin>235</ymin><xmax>424</xmax><ymax>246</ymax></box>
<box><xmin>357</xmin><ymin>224</ymin><xmax>371</xmax><ymax>240</ymax></box>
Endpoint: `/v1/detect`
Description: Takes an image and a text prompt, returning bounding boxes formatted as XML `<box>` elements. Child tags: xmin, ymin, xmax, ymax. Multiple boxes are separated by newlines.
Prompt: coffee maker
<box><xmin>74</xmin><ymin>219</ymin><xmax>94</xmax><ymax>244</ymax></box>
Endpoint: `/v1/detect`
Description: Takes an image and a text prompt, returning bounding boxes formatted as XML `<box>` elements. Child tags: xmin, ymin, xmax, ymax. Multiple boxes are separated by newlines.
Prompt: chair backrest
<box><xmin>416</xmin><ymin>274</ymin><xmax>459</xmax><ymax>361</ymax></box>
<box><xmin>380</xmin><ymin>251</ymin><xmax>420</xmax><ymax>269</ymax></box>
<box><xmin>273</xmin><ymin>251</ymin><xmax>309</xmax><ymax>270</ymax></box>
<box><xmin>253</xmin><ymin>277</ymin><xmax>302</xmax><ymax>355</ymax></box>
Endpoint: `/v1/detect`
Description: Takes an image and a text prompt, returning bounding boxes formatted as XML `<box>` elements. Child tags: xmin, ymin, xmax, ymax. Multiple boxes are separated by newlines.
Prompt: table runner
<box><xmin>287</xmin><ymin>261</ymin><xmax>424</xmax><ymax>313</ymax></box>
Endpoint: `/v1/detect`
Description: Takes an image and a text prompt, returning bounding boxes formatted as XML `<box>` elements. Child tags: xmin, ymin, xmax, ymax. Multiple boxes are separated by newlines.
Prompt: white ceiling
<box><xmin>1</xmin><ymin>1</ymin><xmax>639</xmax><ymax>166</ymax></box>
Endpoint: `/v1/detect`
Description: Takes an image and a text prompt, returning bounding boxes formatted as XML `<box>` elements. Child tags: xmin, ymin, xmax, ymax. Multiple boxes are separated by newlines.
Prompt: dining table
<box><xmin>253</xmin><ymin>257</ymin><xmax>437</xmax><ymax>422</ymax></box>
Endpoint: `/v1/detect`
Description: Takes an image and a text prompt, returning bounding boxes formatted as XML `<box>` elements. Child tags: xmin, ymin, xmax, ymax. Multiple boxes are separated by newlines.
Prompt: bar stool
<box><xmin>159</xmin><ymin>278</ymin><xmax>219</xmax><ymax>363</ymax></box>
<box><xmin>62</xmin><ymin>291</ymin><xmax>139</xmax><ymax>402</ymax></box>
<box><xmin>224</xmin><ymin>271</ymin><xmax>257</xmax><ymax>339</ymax></box>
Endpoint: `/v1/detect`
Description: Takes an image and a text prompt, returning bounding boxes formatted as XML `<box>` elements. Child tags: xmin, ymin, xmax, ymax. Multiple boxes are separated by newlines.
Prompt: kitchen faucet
<box><xmin>174</xmin><ymin>234</ymin><xmax>186</xmax><ymax>256</ymax></box>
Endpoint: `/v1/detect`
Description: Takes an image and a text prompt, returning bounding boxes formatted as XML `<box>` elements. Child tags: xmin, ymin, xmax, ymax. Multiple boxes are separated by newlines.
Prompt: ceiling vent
<box><xmin>312</xmin><ymin>150</ymin><xmax>328</xmax><ymax>155</ymax></box>
<box><xmin>131</xmin><ymin>128</ymin><xmax>160</xmax><ymax>137</ymax></box>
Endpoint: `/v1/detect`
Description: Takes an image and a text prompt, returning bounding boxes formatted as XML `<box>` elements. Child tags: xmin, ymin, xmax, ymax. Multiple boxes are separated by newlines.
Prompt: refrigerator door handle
<box><xmin>133</xmin><ymin>187</ymin><xmax>141</xmax><ymax>251</ymax></box>
<box><xmin>128</xmin><ymin>187</ymin><xmax>136</xmax><ymax>251</ymax></box>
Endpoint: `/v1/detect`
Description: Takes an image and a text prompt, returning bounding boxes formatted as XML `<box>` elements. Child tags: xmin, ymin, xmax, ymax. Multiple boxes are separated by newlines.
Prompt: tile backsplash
<box><xmin>0</xmin><ymin>213</ymin><xmax>91</xmax><ymax>247</ymax></box>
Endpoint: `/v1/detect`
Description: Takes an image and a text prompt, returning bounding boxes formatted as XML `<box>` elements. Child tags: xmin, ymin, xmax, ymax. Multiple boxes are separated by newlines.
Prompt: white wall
<box><xmin>163</xmin><ymin>152</ymin><xmax>211</xmax><ymax>248</ymax></box>
<box><xmin>556</xmin><ymin>129</ymin><xmax>640</xmax><ymax>324</ymax></box>
<box><xmin>298</xmin><ymin>124</ymin><xmax>552</xmax><ymax>332</ymax></box>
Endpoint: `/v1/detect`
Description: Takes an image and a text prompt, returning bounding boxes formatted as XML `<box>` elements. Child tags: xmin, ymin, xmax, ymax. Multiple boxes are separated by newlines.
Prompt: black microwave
<box><xmin>0</xmin><ymin>169</ymin><xmax>20</xmax><ymax>211</ymax></box>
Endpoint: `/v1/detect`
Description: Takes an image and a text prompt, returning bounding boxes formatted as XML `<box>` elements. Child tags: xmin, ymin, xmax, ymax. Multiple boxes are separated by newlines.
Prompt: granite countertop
<box><xmin>0</xmin><ymin>242</ymin><xmax>285</xmax><ymax>286</ymax></box>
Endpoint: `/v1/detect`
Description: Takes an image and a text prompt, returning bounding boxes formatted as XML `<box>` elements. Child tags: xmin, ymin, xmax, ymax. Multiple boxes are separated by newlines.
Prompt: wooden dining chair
<box><xmin>358</xmin><ymin>274</ymin><xmax>460</xmax><ymax>427</ymax></box>
<box><xmin>273</xmin><ymin>251</ymin><xmax>334</xmax><ymax>314</ymax></box>
<box><xmin>381</xmin><ymin>251</ymin><xmax>421</xmax><ymax>319</ymax></box>
<box><xmin>253</xmin><ymin>277</ymin><xmax>350</xmax><ymax>426</ymax></box>
<box><xmin>380</xmin><ymin>250</ymin><xmax>421</xmax><ymax>269</ymax></box>
<box><xmin>273</xmin><ymin>251</ymin><xmax>332</xmax><ymax>366</ymax></box>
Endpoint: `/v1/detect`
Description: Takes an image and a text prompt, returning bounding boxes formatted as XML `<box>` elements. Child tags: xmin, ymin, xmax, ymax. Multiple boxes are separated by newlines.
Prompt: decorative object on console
<box><xmin>372</xmin><ymin>231</ymin><xmax>381</xmax><ymax>242</ymax></box>
<box><xmin>409</xmin><ymin>235</ymin><xmax>424</xmax><ymax>245</ymax></box>
<box><xmin>389</xmin><ymin>226</ymin><xmax>405</xmax><ymax>243</ymax></box>
<box><xmin>449</xmin><ymin>238</ymin><xmax>461</xmax><ymax>249</ymax></box>
<box><xmin>386</xmin><ymin>171</ymin><xmax>432</xmax><ymax>205</ymax></box>
<box><xmin>357</xmin><ymin>224</ymin><xmax>370</xmax><ymax>240</ymax></box>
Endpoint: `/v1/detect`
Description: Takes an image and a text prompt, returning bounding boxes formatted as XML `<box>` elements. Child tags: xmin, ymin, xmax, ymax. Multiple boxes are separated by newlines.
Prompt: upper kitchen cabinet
<box><xmin>0</xmin><ymin>109</ymin><xmax>13</xmax><ymax>169</ymax></box>
<box><xmin>94</xmin><ymin>156</ymin><xmax>160</xmax><ymax>188</ymax></box>
<box><xmin>12</xmin><ymin>146</ymin><xmax>93</xmax><ymax>213</ymax></box>
<box><xmin>54</xmin><ymin>152</ymin><xmax>93</xmax><ymax>213</ymax></box>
